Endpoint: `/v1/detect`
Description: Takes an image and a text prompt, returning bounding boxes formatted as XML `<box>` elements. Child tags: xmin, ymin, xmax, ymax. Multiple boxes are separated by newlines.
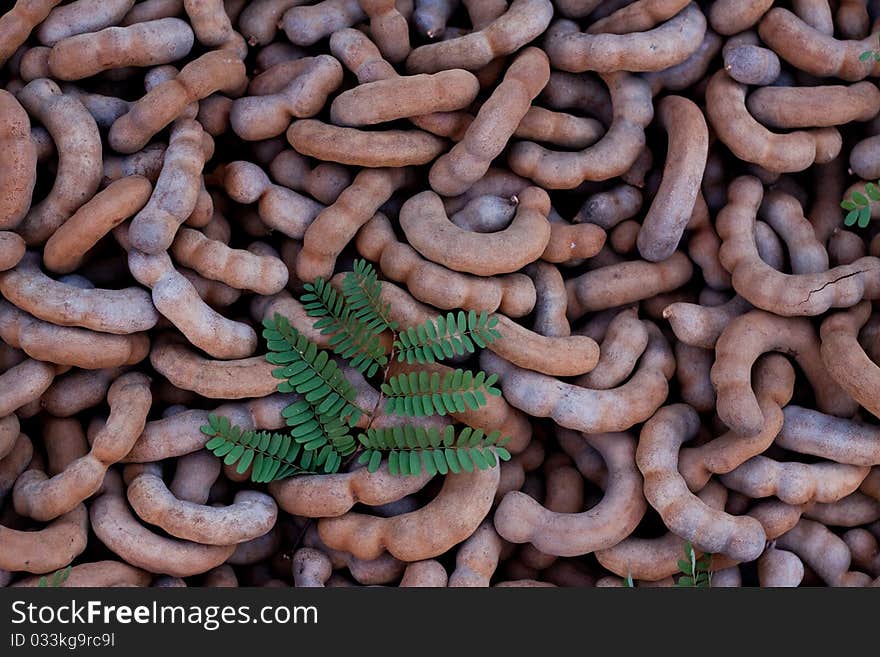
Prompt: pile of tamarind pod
<box><xmin>5</xmin><ymin>0</ymin><xmax>880</xmax><ymax>589</ymax></box>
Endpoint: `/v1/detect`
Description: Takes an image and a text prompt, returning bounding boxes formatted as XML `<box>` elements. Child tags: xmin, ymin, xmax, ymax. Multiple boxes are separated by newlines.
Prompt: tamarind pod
<box><xmin>318</xmin><ymin>463</ymin><xmax>499</xmax><ymax>562</ymax></box>
<box><xmin>709</xmin><ymin>0</ymin><xmax>773</xmax><ymax>34</ymax></box>
<box><xmin>102</xmin><ymin>144</ymin><xmax>166</xmax><ymax>186</ymax></box>
<box><xmin>230</xmin><ymin>55</ymin><xmax>343</xmax><ymax>141</ymax></box>
<box><xmin>0</xmin><ymin>232</ymin><xmax>25</xmax><ymax>271</ymax></box>
<box><xmin>356</xmin><ymin>213</ymin><xmax>536</xmax><ymax>317</ymax></box>
<box><xmin>723</xmin><ymin>44</ymin><xmax>781</xmax><ymax>85</ymax></box>
<box><xmin>443</xmin><ymin>168</ymin><xmax>530</xmax><ymax>215</ymax></box>
<box><xmin>837</xmin><ymin>0</ymin><xmax>871</xmax><ymax>39</ymax></box>
<box><xmin>850</xmin><ymin>135</ymin><xmax>880</xmax><ymax>181</ymax></box>
<box><xmin>127</xmin><ymin>465</ymin><xmax>277</xmax><ymax>545</ymax></box>
<box><xmin>514</xmin><ymin>106</ymin><xmax>602</xmax><ymax>150</ymax></box>
<box><xmin>292</xmin><ymin>548</ymin><xmax>332</xmax><ymax>587</ymax></box>
<box><xmin>758</xmin><ymin>190</ymin><xmax>828</xmax><ymax>275</ymax></box>
<box><xmin>0</xmin><ymin>504</ymin><xmax>88</xmax><ymax>574</ymax></box>
<box><xmin>110</xmin><ymin>50</ymin><xmax>245</xmax><ymax>154</ymax></box>
<box><xmin>449</xmin><ymin>195</ymin><xmax>517</xmax><ymax>233</ymax></box>
<box><xmin>281</xmin><ymin>0</ymin><xmax>366</xmax><ymax>46</ymax></box>
<box><xmin>481</xmin><ymin>323</ymin><xmax>673</xmax><ymax>434</ymax></box>
<box><xmin>406</xmin><ymin>0</ymin><xmax>553</xmax><ymax>73</ymax></box>
<box><xmin>0</xmin><ymin>432</ymin><xmax>32</xmax><ymax>504</ymax></box>
<box><xmin>553</xmin><ymin>0</ymin><xmax>601</xmax><ymax>18</ymax></box>
<box><xmin>447</xmin><ymin>520</ymin><xmax>502</xmax><ymax>587</ymax></box>
<box><xmin>828</xmin><ymin>229</ymin><xmax>867</xmax><ymax>266</ymax></box>
<box><xmin>37</xmin><ymin>0</ymin><xmax>134</xmax><ymax>46</ymax></box>
<box><xmin>758</xmin><ymin>547</ymin><xmax>804</xmax><ymax>587</ymax></box>
<box><xmin>14</xmin><ymin>373</ymin><xmax>151</xmax><ymax>521</ymax></box>
<box><xmin>15</xmin><ymin>78</ymin><xmax>101</xmax><ymax>246</ymax></box>
<box><xmin>179</xmin><ymin>267</ymin><xmax>241</xmax><ymax>307</ymax></box>
<box><xmin>0</xmin><ymin>416</ymin><xmax>19</xmax><ymax>461</ymax></box>
<box><xmin>0</xmin><ymin>301</ymin><xmax>148</xmax><ymax>369</ymax></box>
<box><xmin>509</xmin><ymin>72</ymin><xmax>653</xmax><ymax>189</ymax></box>
<box><xmin>495</xmin><ymin>432</ymin><xmax>645</xmax><ymax>557</ymax></box>
<box><xmin>637</xmin><ymin>96</ymin><xmax>708</xmax><ymax>262</ymax></box>
<box><xmin>269</xmin><ymin>150</ymin><xmax>351</xmax><ymax>206</ymax></box>
<box><xmin>539</xmin><ymin>71</ymin><xmax>613</xmax><ymax>125</ymax></box>
<box><xmin>566</xmin><ymin>252</ymin><xmax>693</xmax><ymax>319</ymax></box>
<box><xmin>0</xmin><ymin>253</ymin><xmax>158</xmax><ymax>334</ymax></box>
<box><xmin>428</xmin><ymin>48</ymin><xmax>549</xmax><ymax>196</ymax></box>
<box><xmin>412</xmin><ymin>0</ymin><xmax>456</xmax><ymax>38</ymax></box>
<box><xmin>150</xmin><ymin>337</ymin><xmax>277</xmax><ymax>399</ymax></box>
<box><xmin>778</xmin><ymin>406</ymin><xmax>880</xmax><ymax>466</ymax></box>
<box><xmin>169</xmin><ymin>450</ymin><xmax>220</xmax><ymax>505</ymax></box>
<box><xmin>541</xmin><ymin>221</ymin><xmax>606</xmax><ymax>264</ymax></box>
<box><xmin>674</xmin><ymin>343</ymin><xmax>715</xmax><ymax>414</ymax></box>
<box><xmin>545</xmin><ymin>3</ymin><xmax>706</xmax><ymax>73</ymax></box>
<box><xmin>524</xmin><ymin>262</ymin><xmax>569</xmax><ymax>338</ymax></box>
<box><xmin>170</xmin><ymin>227</ymin><xmax>288</xmax><ymax>294</ymax></box>
<box><xmin>399</xmin><ymin>560</ymin><xmax>447</xmax><ymax>587</ymax></box>
<box><xmin>298</xmin><ymin>167</ymin><xmax>414</xmax><ymax>282</ymax></box>
<box><xmin>844</xmin><ymin>528</ymin><xmax>880</xmax><ymax>575</ymax></box>
<box><xmin>793</xmin><ymin>0</ymin><xmax>834</xmax><ymax>34</ymax></box>
<box><xmin>638</xmin><ymin>404</ymin><xmax>767</xmax><ymax>562</ymax></box>
<box><xmin>331</xmin><ymin>70</ymin><xmax>478</xmax><ymax>127</ymax></box>
<box><xmin>401</xmin><ymin>186</ymin><xmax>551</xmax><ymax>276</ymax></box>
<box><xmin>588</xmin><ymin>0</ymin><xmax>690</xmax><ymax>34</ymax></box>
<box><xmin>759</xmin><ymin>8</ymin><xmax>880</xmax><ymax>81</ymax></box>
<box><xmin>40</xmin><ymin>367</ymin><xmax>126</xmax><ymax>417</ymax></box>
<box><xmin>576</xmin><ymin>308</ymin><xmax>647</xmax><ymax>390</ymax></box>
<box><xmin>358</xmin><ymin>0</ymin><xmax>410</xmax><ymax>64</ymax></box>
<box><xmin>288</xmin><ymin>119</ymin><xmax>445</xmax><ymax>168</ymax></box>
<box><xmin>663</xmin><ymin>295</ymin><xmax>751</xmax><ymax>349</ymax></box>
<box><xmin>805</xmin><ymin>492</ymin><xmax>880</xmax><ymax>527</ymax></box>
<box><xmin>644</xmin><ymin>27</ymin><xmax>723</xmax><ymax>95</ymax></box>
<box><xmin>575</xmin><ymin>184</ymin><xmax>642</xmax><ymax>229</ymax></box>
<box><xmin>776</xmin><ymin>518</ymin><xmax>871</xmax><ymax>586</ymax></box>
<box><xmin>14</xmin><ymin>560</ymin><xmax>151</xmax><ymax>588</ymax></box>
<box><xmin>719</xmin><ymin>176</ymin><xmax>880</xmax><ymax>315</ymax></box>
<box><xmin>0</xmin><ymin>358</ymin><xmax>59</xmax><ymax>417</ymax></box>
<box><xmin>0</xmin><ymin>0</ymin><xmax>64</xmax><ymax>67</ymax></box>
<box><xmin>270</xmin><ymin>464</ymin><xmax>432</xmax><ymax>518</ymax></box>
<box><xmin>0</xmin><ymin>90</ymin><xmax>36</xmax><ymax>231</ymax></box>
<box><xmin>748</xmin><ymin>82</ymin><xmax>880</xmax><ymax>129</ymax></box>
<box><xmin>183</xmin><ymin>0</ymin><xmax>246</xmax><ymax>57</ymax></box>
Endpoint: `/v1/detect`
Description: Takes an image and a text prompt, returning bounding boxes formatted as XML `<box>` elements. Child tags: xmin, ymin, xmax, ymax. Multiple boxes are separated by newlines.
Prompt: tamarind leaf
<box><xmin>845</xmin><ymin>209</ymin><xmax>859</xmax><ymax>226</ymax></box>
<box><xmin>859</xmin><ymin>205</ymin><xmax>872</xmax><ymax>228</ymax></box>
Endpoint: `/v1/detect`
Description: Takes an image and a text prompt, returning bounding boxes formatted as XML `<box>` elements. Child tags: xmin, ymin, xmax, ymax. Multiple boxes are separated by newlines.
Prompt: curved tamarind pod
<box><xmin>230</xmin><ymin>55</ymin><xmax>342</xmax><ymax>141</ymax></box>
<box><xmin>565</xmin><ymin>252</ymin><xmax>693</xmax><ymax>319</ymax></box>
<box><xmin>721</xmin><ymin>457</ymin><xmax>869</xmax><ymax>506</ymax></box>
<box><xmin>297</xmin><ymin>167</ymin><xmax>414</xmax><ymax>282</ymax></box>
<box><xmin>748</xmin><ymin>82</ymin><xmax>880</xmax><ymax>129</ymax></box>
<box><xmin>400</xmin><ymin>187</ymin><xmax>551</xmax><ymax>276</ymax></box>
<box><xmin>0</xmin><ymin>504</ymin><xmax>88</xmax><ymax>574</ymax></box>
<box><xmin>588</xmin><ymin>0</ymin><xmax>690</xmax><ymax>34</ymax></box>
<box><xmin>248</xmin><ymin>57</ymin><xmax>317</xmax><ymax>96</ymax></box>
<box><xmin>805</xmin><ymin>492</ymin><xmax>880</xmax><ymax>527</ymax></box>
<box><xmin>481</xmin><ymin>323</ymin><xmax>673</xmax><ymax>434</ymax></box>
<box><xmin>292</xmin><ymin>548</ymin><xmax>332</xmax><ymax>587</ymax></box>
<box><xmin>44</xmin><ymin>176</ymin><xmax>152</xmax><ymax>274</ymax></box>
<box><xmin>679</xmin><ymin>354</ymin><xmax>794</xmax><ymax>491</ymax></box>
<box><xmin>643</xmin><ymin>26</ymin><xmax>722</xmax><ymax>96</ymax></box>
<box><xmin>637</xmin><ymin>404</ymin><xmax>767</xmax><ymax>562</ymax></box>
<box><xmin>170</xmin><ymin>227</ymin><xmax>288</xmax><ymax>295</ymax></box>
<box><xmin>717</xmin><ymin>176</ymin><xmax>880</xmax><ymax>315</ymax></box>
<box><xmin>510</xmin><ymin>71</ymin><xmax>652</xmax><ymax>189</ymax></box>
<box><xmin>525</xmin><ymin>262</ymin><xmax>569</xmax><ymax>338</ymax></box>
<box><xmin>281</xmin><ymin>0</ymin><xmax>366</xmax><ymax>46</ymax></box>
<box><xmin>575</xmin><ymin>185</ymin><xmax>643</xmax><ymax>229</ymax></box>
<box><xmin>495</xmin><ymin>432</ymin><xmax>644</xmax><ymax>557</ymax></box>
<box><xmin>662</xmin><ymin>295</ymin><xmax>751</xmax><ymax>349</ymax></box>
<box><xmin>288</xmin><ymin>119</ymin><xmax>445</xmax><ymax>168</ymax></box>
<box><xmin>37</xmin><ymin>0</ymin><xmax>134</xmax><ymax>46</ymax></box>
<box><xmin>448</xmin><ymin>195</ymin><xmax>516</xmax><ymax>233</ymax></box>
<box><xmin>0</xmin><ymin>301</ymin><xmax>148</xmax><ymax>369</ymax></box>
<box><xmin>149</xmin><ymin>337</ymin><xmax>276</xmax><ymax>400</ymax></box>
<box><xmin>442</xmin><ymin>167</ymin><xmax>529</xmax><ymax>214</ymax></box>
<box><xmin>0</xmin><ymin>253</ymin><xmax>158</xmax><ymax>334</ymax></box>
<box><xmin>269</xmin><ymin>149</ymin><xmax>351</xmax><ymax>206</ymax></box>
<box><xmin>545</xmin><ymin>3</ymin><xmax>706</xmax><ymax>73</ymax></box>
<box><xmin>356</xmin><ymin>213</ymin><xmax>536</xmax><ymax>317</ymax></box>
<box><xmin>0</xmin><ymin>358</ymin><xmax>60</xmax><ymax>417</ymax></box>
<box><xmin>109</xmin><ymin>50</ymin><xmax>245</xmax><ymax>154</ymax></box>
<box><xmin>238</xmin><ymin>0</ymin><xmax>303</xmax><ymax>45</ymax></box>
<box><xmin>759</xmin><ymin>8</ymin><xmax>880</xmax><ymax>81</ymax></box>
<box><xmin>126</xmin><ymin>464</ymin><xmax>277</xmax><ymax>545</ymax></box>
<box><xmin>576</xmin><ymin>308</ymin><xmax>648</xmax><ymax>390</ymax></box>
<box><xmin>820</xmin><ymin>302</ymin><xmax>880</xmax><ymax>419</ymax></box>
<box><xmin>712</xmin><ymin>310</ymin><xmax>856</xmax><ymax>437</ymax></box>
<box><xmin>406</xmin><ymin>0</ymin><xmax>553</xmax><ymax>73</ymax></box>
<box><xmin>129</xmin><ymin>120</ymin><xmax>211</xmax><ymax>255</ymax></box>
<box><xmin>13</xmin><ymin>373</ymin><xmax>150</xmax><ymax>521</ymax></box>
<box><xmin>223</xmin><ymin>160</ymin><xmax>324</xmax><ymax>239</ymax></box>
<box><xmin>331</xmin><ymin>70</ymin><xmax>478</xmax><ymax>127</ymax></box>
<box><xmin>541</xmin><ymin>221</ymin><xmax>606</xmax><ymax>264</ymax></box>
<box><xmin>183</xmin><ymin>0</ymin><xmax>246</xmax><ymax>56</ymax></box>
<box><xmin>399</xmin><ymin>560</ymin><xmax>447</xmax><ymax>587</ymax></box>
<box><xmin>776</xmin><ymin>518</ymin><xmax>871</xmax><ymax>586</ymax></box>
<box><xmin>0</xmin><ymin>233</ymin><xmax>25</xmax><ymax>272</ymax></box>
<box><xmin>102</xmin><ymin>144</ymin><xmax>165</xmax><ymax>186</ymax></box>
<box><xmin>125</xmin><ymin>244</ymin><xmax>256</xmax><ymax>360</ymax></box>
<box><xmin>168</xmin><ymin>450</ymin><xmax>219</xmax><ymax>505</ymax></box>
<box><xmin>318</xmin><ymin>463</ymin><xmax>499</xmax><ymax>562</ymax></box>
<box><xmin>0</xmin><ymin>0</ymin><xmax>64</xmax><ymax>67</ymax></box>
<box><xmin>637</xmin><ymin>95</ymin><xmax>707</xmax><ymax>262</ymax></box>
<box><xmin>844</xmin><ymin>529</ymin><xmax>880</xmax><ymax>576</ymax></box>
<box><xmin>429</xmin><ymin>48</ymin><xmax>549</xmax><ymax>196</ymax></box>
<box><xmin>758</xmin><ymin>190</ymin><xmax>828</xmax><ymax>275</ymax></box>
<box><xmin>46</xmin><ymin>17</ymin><xmax>193</xmax><ymax>80</ymax></box>
<box><xmin>270</xmin><ymin>464</ymin><xmax>432</xmax><ymax>518</ymax></box>
<box><xmin>0</xmin><ymin>90</ymin><xmax>36</xmax><ymax>230</ymax></box>
<box><xmin>40</xmin><ymin>367</ymin><xmax>131</xmax><ymax>417</ymax></box>
<box><xmin>706</xmin><ymin>71</ymin><xmax>829</xmax><ymax>173</ymax></box>
<box><xmin>594</xmin><ymin>480</ymin><xmax>727</xmax><ymax>581</ymax></box>
<box><xmin>358</xmin><ymin>0</ymin><xmax>411</xmax><ymax>64</ymax></box>
<box><xmin>674</xmin><ymin>343</ymin><xmax>715</xmax><ymax>414</ymax></box>
<box><xmin>724</xmin><ymin>44</ymin><xmax>780</xmax><ymax>85</ymax></box>
<box><xmin>514</xmin><ymin>107</ymin><xmax>603</xmax><ymax>149</ymax></box>
<box><xmin>778</xmin><ymin>406</ymin><xmax>880</xmax><ymax>466</ymax></box>
<box><xmin>709</xmin><ymin>0</ymin><xmax>773</xmax><ymax>34</ymax></box>
<box><xmin>15</xmin><ymin>78</ymin><xmax>101</xmax><ymax>246</ymax></box>
<box><xmin>758</xmin><ymin>547</ymin><xmax>804</xmax><ymax>587</ymax></box>
<box><xmin>447</xmin><ymin>520</ymin><xmax>502</xmax><ymax>587</ymax></box>
<box><xmin>850</xmin><ymin>135</ymin><xmax>880</xmax><ymax>181</ymax></box>
<box><xmin>828</xmin><ymin>229</ymin><xmax>867</xmax><ymax>267</ymax></box>
<box><xmin>91</xmin><ymin>473</ymin><xmax>235</xmax><ymax>577</ymax></box>
<box><xmin>14</xmin><ymin>560</ymin><xmax>151</xmax><ymax>588</ymax></box>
